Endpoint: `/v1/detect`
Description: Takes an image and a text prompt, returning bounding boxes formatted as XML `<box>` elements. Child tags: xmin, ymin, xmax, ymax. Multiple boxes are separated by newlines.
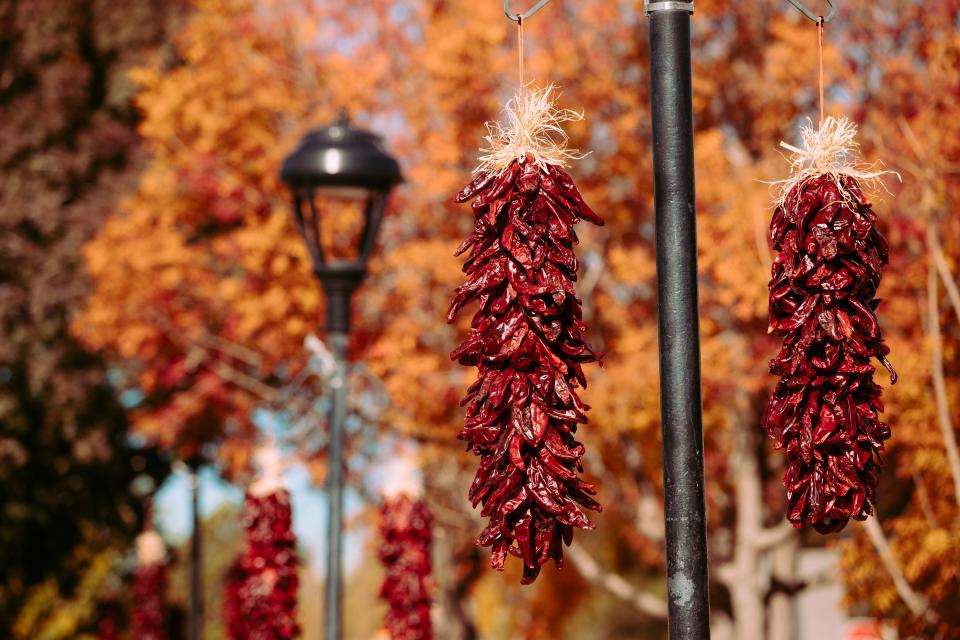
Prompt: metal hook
<box><xmin>504</xmin><ymin>0</ymin><xmax>552</xmax><ymax>22</ymax></box>
<box><xmin>786</xmin><ymin>0</ymin><xmax>837</xmax><ymax>23</ymax></box>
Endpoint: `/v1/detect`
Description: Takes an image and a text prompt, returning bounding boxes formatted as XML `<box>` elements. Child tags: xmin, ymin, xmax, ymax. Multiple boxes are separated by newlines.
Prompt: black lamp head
<box><xmin>280</xmin><ymin>113</ymin><xmax>402</xmax><ymax>333</ymax></box>
<box><xmin>280</xmin><ymin>112</ymin><xmax>403</xmax><ymax>194</ymax></box>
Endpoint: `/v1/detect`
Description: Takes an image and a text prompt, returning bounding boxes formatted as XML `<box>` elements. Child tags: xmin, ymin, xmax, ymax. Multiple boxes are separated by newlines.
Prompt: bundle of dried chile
<box><xmin>230</xmin><ymin>490</ymin><xmax>300</xmax><ymax>639</ymax></box>
<box><xmin>378</xmin><ymin>494</ymin><xmax>433</xmax><ymax>640</ymax></box>
<box><xmin>133</xmin><ymin>529</ymin><xmax>169</xmax><ymax>640</ymax></box>
<box><xmin>448</xmin><ymin>88</ymin><xmax>604</xmax><ymax>583</ymax></box>
<box><xmin>133</xmin><ymin>564</ymin><xmax>168</xmax><ymax>640</ymax></box>
<box><xmin>762</xmin><ymin>119</ymin><xmax>897</xmax><ymax>533</ymax></box>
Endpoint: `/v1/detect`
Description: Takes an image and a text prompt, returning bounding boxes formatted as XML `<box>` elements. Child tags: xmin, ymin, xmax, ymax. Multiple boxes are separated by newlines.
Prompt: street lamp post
<box><xmin>179</xmin><ymin>453</ymin><xmax>205</xmax><ymax>640</ymax></box>
<box><xmin>280</xmin><ymin>113</ymin><xmax>402</xmax><ymax>640</ymax></box>
<box><xmin>188</xmin><ymin>458</ymin><xmax>203</xmax><ymax>640</ymax></box>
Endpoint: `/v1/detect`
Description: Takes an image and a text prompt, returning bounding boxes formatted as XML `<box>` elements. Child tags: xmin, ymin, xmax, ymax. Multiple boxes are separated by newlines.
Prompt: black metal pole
<box><xmin>319</xmin><ymin>269</ymin><xmax>362</xmax><ymax>640</ymax></box>
<box><xmin>189</xmin><ymin>461</ymin><xmax>203</xmax><ymax>640</ymax></box>
<box><xmin>646</xmin><ymin>2</ymin><xmax>711</xmax><ymax>639</ymax></box>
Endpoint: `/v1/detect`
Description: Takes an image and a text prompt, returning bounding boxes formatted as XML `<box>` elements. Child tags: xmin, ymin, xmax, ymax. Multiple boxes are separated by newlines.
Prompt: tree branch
<box><xmin>925</xmin><ymin>244</ymin><xmax>960</xmax><ymax>511</ymax></box>
<box><xmin>767</xmin><ymin>564</ymin><xmax>834</xmax><ymax>600</ymax></box>
<box><xmin>930</xmin><ymin>227</ymin><xmax>960</xmax><ymax>325</ymax></box>
<box><xmin>206</xmin><ymin>357</ymin><xmax>280</xmax><ymax>404</ymax></box>
<box><xmin>861</xmin><ymin>518</ymin><xmax>933</xmax><ymax>620</ymax></box>
<box><xmin>619</xmin><ymin>440</ymin><xmax>666</xmax><ymax>543</ymax></box>
<box><xmin>714</xmin><ymin>562</ymin><xmax>735</xmax><ymax>587</ymax></box>
<box><xmin>725</xmin><ymin>130</ymin><xmax>771</xmax><ymax>267</ymax></box>
<box><xmin>910</xmin><ymin>466</ymin><xmax>940</xmax><ymax>530</ymax></box>
<box><xmin>565</xmin><ymin>544</ymin><xmax>668</xmax><ymax>619</ymax></box>
<box><xmin>727</xmin><ymin>394</ymin><xmax>766</xmax><ymax>640</ymax></box>
<box><xmin>633</xmin><ymin>491</ymin><xmax>667</xmax><ymax>543</ymax></box>
<box><xmin>750</xmin><ymin>521</ymin><xmax>795</xmax><ymax>551</ymax></box>
<box><xmin>195</xmin><ymin>330</ymin><xmax>264</xmax><ymax>369</ymax></box>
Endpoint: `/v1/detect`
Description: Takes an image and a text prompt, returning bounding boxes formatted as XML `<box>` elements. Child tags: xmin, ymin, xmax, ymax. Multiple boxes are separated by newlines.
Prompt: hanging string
<box><xmin>517</xmin><ymin>15</ymin><xmax>525</xmax><ymax>94</ymax></box>
<box><xmin>818</xmin><ymin>16</ymin><xmax>825</xmax><ymax>125</ymax></box>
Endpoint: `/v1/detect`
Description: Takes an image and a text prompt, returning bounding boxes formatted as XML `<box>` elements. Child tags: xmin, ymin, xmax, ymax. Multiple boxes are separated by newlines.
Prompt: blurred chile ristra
<box><xmin>448</xmin><ymin>87</ymin><xmax>603</xmax><ymax>584</ymax></box>
<box><xmin>378</xmin><ymin>494</ymin><xmax>434</xmax><ymax>640</ymax></box>
<box><xmin>226</xmin><ymin>445</ymin><xmax>300</xmax><ymax>639</ymax></box>
<box><xmin>762</xmin><ymin>117</ymin><xmax>897</xmax><ymax>533</ymax></box>
<box><xmin>133</xmin><ymin>528</ymin><xmax>169</xmax><ymax>640</ymax></box>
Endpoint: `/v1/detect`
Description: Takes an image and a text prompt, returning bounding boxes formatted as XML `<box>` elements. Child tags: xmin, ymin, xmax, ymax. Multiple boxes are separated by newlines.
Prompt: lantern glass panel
<box><xmin>281</xmin><ymin>114</ymin><xmax>401</xmax><ymax>275</ymax></box>
<box><xmin>308</xmin><ymin>188</ymin><xmax>371</xmax><ymax>264</ymax></box>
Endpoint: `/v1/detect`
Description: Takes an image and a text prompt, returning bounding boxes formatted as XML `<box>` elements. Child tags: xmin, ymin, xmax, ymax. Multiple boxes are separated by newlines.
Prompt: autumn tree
<box><xmin>0</xmin><ymin>0</ymin><xmax>177</xmax><ymax>631</ymax></box>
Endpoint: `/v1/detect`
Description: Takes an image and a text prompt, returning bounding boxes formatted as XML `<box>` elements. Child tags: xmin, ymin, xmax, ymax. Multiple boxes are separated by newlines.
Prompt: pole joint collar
<box><xmin>644</xmin><ymin>1</ymin><xmax>694</xmax><ymax>15</ymax></box>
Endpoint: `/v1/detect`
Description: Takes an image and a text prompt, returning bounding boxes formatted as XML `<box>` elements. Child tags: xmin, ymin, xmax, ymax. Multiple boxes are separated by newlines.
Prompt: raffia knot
<box><xmin>772</xmin><ymin>116</ymin><xmax>899</xmax><ymax>207</ymax></box>
<box><xmin>476</xmin><ymin>84</ymin><xmax>587</xmax><ymax>175</ymax></box>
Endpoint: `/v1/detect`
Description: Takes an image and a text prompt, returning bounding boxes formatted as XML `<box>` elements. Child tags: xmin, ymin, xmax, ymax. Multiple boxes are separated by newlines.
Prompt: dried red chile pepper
<box><xmin>378</xmin><ymin>494</ymin><xmax>433</xmax><ymax>640</ymax></box>
<box><xmin>448</xmin><ymin>156</ymin><xmax>603</xmax><ymax>583</ymax></box>
<box><xmin>762</xmin><ymin>173</ymin><xmax>896</xmax><ymax>533</ymax></box>
<box><xmin>133</xmin><ymin>562</ymin><xmax>168</xmax><ymax>640</ymax></box>
<box><xmin>222</xmin><ymin>557</ymin><xmax>247</xmax><ymax>639</ymax></box>
<box><xmin>227</xmin><ymin>490</ymin><xmax>300</xmax><ymax>640</ymax></box>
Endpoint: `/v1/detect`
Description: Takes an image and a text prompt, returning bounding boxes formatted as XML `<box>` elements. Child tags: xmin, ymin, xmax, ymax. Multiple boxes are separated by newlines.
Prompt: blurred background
<box><xmin>1</xmin><ymin>0</ymin><xmax>958</xmax><ymax>638</ymax></box>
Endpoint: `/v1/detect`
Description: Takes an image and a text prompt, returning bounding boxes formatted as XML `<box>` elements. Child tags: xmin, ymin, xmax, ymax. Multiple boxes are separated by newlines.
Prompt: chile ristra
<box><xmin>132</xmin><ymin>529</ymin><xmax>169</xmax><ymax>640</ymax></box>
<box><xmin>226</xmin><ymin>445</ymin><xmax>300</xmax><ymax>640</ymax></box>
<box><xmin>378</xmin><ymin>494</ymin><xmax>433</xmax><ymax>640</ymax></box>
<box><xmin>762</xmin><ymin>118</ymin><xmax>897</xmax><ymax>533</ymax></box>
<box><xmin>449</xmin><ymin>96</ymin><xmax>605</xmax><ymax>582</ymax></box>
